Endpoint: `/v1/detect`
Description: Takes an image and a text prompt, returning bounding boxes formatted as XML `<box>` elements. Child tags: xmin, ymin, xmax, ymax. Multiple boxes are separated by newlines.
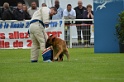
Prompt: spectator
<box><xmin>83</xmin><ymin>4</ymin><xmax>94</xmax><ymax>47</ymax></box>
<box><xmin>13</xmin><ymin>2</ymin><xmax>25</xmax><ymax>20</ymax></box>
<box><xmin>52</xmin><ymin>0</ymin><xmax>63</xmax><ymax>20</ymax></box>
<box><xmin>83</xmin><ymin>4</ymin><xmax>94</xmax><ymax>24</ymax></box>
<box><xmin>63</xmin><ymin>4</ymin><xmax>76</xmax><ymax>44</ymax></box>
<box><xmin>42</xmin><ymin>3</ymin><xmax>47</xmax><ymax>7</ymax></box>
<box><xmin>28</xmin><ymin>1</ymin><xmax>39</xmax><ymax>18</ymax></box>
<box><xmin>1</xmin><ymin>2</ymin><xmax>13</xmax><ymax>20</ymax></box>
<box><xmin>0</xmin><ymin>7</ymin><xmax>4</xmax><ymax>19</ymax></box>
<box><xmin>23</xmin><ymin>4</ymin><xmax>31</xmax><ymax>20</ymax></box>
<box><xmin>74</xmin><ymin>0</ymin><xmax>86</xmax><ymax>45</ymax></box>
<box><xmin>63</xmin><ymin>4</ymin><xmax>76</xmax><ymax>19</ymax></box>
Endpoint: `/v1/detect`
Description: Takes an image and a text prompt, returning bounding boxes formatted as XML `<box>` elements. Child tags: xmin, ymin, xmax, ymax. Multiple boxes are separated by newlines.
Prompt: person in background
<box><xmin>63</xmin><ymin>4</ymin><xmax>76</xmax><ymax>19</ymax></box>
<box><xmin>63</xmin><ymin>4</ymin><xmax>76</xmax><ymax>44</ymax></box>
<box><xmin>1</xmin><ymin>2</ymin><xmax>13</xmax><ymax>20</ymax></box>
<box><xmin>52</xmin><ymin>0</ymin><xmax>63</xmax><ymax>20</ymax></box>
<box><xmin>83</xmin><ymin>4</ymin><xmax>94</xmax><ymax>24</ymax></box>
<box><xmin>0</xmin><ymin>8</ymin><xmax>3</xmax><ymax>19</ymax></box>
<box><xmin>23</xmin><ymin>4</ymin><xmax>31</xmax><ymax>20</ymax></box>
<box><xmin>13</xmin><ymin>2</ymin><xmax>25</xmax><ymax>20</ymax></box>
<box><xmin>83</xmin><ymin>4</ymin><xmax>94</xmax><ymax>47</ymax></box>
<box><xmin>42</xmin><ymin>3</ymin><xmax>47</xmax><ymax>7</ymax></box>
<box><xmin>74</xmin><ymin>0</ymin><xmax>86</xmax><ymax>45</ymax></box>
<box><xmin>28</xmin><ymin>1</ymin><xmax>39</xmax><ymax>18</ymax></box>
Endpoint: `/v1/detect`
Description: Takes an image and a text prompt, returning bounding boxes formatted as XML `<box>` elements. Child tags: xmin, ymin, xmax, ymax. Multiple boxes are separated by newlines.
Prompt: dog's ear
<box><xmin>52</xmin><ymin>37</ymin><xmax>56</xmax><ymax>42</ymax></box>
<box><xmin>45</xmin><ymin>39</ymin><xmax>50</xmax><ymax>48</ymax></box>
<box><xmin>49</xmin><ymin>35</ymin><xmax>53</xmax><ymax>37</ymax></box>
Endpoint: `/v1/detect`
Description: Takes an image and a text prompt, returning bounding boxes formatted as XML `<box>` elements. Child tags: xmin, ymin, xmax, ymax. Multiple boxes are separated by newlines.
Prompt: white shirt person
<box><xmin>28</xmin><ymin>1</ymin><xmax>39</xmax><ymax>18</ymax></box>
<box><xmin>63</xmin><ymin>4</ymin><xmax>76</xmax><ymax>19</ymax></box>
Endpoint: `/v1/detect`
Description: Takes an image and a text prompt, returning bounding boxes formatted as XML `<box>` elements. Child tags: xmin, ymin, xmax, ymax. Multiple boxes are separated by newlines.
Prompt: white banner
<box><xmin>0</xmin><ymin>20</ymin><xmax>64</xmax><ymax>49</ymax></box>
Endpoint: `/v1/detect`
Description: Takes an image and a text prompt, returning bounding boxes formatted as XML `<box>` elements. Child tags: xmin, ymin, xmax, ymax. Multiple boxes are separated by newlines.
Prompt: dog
<box><xmin>46</xmin><ymin>35</ymin><xmax>69</xmax><ymax>61</ymax></box>
<box><xmin>45</xmin><ymin>36</ymin><xmax>64</xmax><ymax>61</ymax></box>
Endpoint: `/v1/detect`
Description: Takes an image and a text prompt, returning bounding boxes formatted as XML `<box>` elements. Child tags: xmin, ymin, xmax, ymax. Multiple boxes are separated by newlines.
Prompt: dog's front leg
<box><xmin>54</xmin><ymin>46</ymin><xmax>63</xmax><ymax>60</ymax></box>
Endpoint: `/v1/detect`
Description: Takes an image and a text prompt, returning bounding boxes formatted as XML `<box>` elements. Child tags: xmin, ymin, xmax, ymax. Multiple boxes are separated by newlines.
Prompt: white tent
<box><xmin>39</xmin><ymin>0</ymin><xmax>53</xmax><ymax>7</ymax></box>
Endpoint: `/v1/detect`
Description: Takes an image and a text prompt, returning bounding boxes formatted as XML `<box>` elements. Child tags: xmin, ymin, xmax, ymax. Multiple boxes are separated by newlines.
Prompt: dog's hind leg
<box><xmin>64</xmin><ymin>48</ymin><xmax>70</xmax><ymax>61</ymax></box>
<box><xmin>59</xmin><ymin>54</ymin><xmax>64</xmax><ymax>61</ymax></box>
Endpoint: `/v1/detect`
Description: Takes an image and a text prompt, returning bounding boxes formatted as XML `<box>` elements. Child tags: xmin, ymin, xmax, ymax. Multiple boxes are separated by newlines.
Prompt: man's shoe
<box><xmin>31</xmin><ymin>60</ymin><xmax>38</xmax><ymax>63</ymax></box>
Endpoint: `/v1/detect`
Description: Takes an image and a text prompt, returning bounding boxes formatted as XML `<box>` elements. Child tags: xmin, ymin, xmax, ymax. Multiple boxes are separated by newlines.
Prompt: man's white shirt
<box><xmin>63</xmin><ymin>9</ymin><xmax>76</xmax><ymax>18</ymax></box>
<box><xmin>28</xmin><ymin>7</ymin><xmax>39</xmax><ymax>17</ymax></box>
<box><xmin>31</xmin><ymin>7</ymin><xmax>50</xmax><ymax>23</ymax></box>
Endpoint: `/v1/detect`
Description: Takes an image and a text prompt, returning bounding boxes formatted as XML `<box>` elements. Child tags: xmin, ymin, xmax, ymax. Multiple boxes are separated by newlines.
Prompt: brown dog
<box><xmin>46</xmin><ymin>35</ymin><xmax>70</xmax><ymax>61</ymax></box>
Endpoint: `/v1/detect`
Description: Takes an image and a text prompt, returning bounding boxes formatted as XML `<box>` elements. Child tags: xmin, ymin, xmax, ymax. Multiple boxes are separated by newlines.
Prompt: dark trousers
<box><xmin>76</xmin><ymin>25</ymin><xmax>91</xmax><ymax>45</ymax></box>
<box><xmin>64</xmin><ymin>26</ymin><xmax>70</xmax><ymax>44</ymax></box>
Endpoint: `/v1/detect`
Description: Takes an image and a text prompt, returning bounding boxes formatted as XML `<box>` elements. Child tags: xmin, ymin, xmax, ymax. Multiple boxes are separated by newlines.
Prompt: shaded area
<box><xmin>0</xmin><ymin>0</ymin><xmax>25</xmax><ymax>6</ymax></box>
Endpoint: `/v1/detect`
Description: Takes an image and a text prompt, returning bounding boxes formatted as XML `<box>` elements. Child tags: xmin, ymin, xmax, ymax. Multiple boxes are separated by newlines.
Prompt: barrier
<box><xmin>0</xmin><ymin>20</ymin><xmax>64</xmax><ymax>49</ymax></box>
<box><xmin>63</xmin><ymin>19</ymin><xmax>94</xmax><ymax>48</ymax></box>
<box><xmin>0</xmin><ymin>19</ymin><xmax>94</xmax><ymax>49</ymax></box>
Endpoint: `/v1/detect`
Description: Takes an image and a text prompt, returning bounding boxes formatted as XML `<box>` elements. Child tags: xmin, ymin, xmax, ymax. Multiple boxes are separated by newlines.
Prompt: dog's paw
<box><xmin>53</xmin><ymin>57</ymin><xmax>58</xmax><ymax>61</ymax></box>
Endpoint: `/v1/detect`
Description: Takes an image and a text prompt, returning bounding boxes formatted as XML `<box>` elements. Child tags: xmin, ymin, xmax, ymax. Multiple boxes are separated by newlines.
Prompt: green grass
<box><xmin>0</xmin><ymin>48</ymin><xmax>124</xmax><ymax>82</ymax></box>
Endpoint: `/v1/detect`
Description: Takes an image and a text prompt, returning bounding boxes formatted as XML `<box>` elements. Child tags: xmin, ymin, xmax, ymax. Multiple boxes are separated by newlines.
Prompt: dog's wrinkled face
<box><xmin>46</xmin><ymin>35</ymin><xmax>56</xmax><ymax>47</ymax></box>
<box><xmin>48</xmin><ymin>35</ymin><xmax>54</xmax><ymax>44</ymax></box>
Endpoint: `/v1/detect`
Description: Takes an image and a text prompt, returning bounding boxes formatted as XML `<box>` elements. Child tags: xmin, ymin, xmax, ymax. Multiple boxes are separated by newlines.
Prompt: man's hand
<box><xmin>44</xmin><ymin>22</ymin><xmax>49</xmax><ymax>28</ymax></box>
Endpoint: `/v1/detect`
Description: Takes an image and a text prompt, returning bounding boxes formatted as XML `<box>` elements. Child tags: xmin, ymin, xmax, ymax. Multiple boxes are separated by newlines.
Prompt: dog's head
<box><xmin>46</xmin><ymin>35</ymin><xmax>56</xmax><ymax>47</ymax></box>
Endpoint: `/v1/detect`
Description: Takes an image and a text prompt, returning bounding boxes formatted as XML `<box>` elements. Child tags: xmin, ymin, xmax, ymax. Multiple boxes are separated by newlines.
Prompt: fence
<box><xmin>63</xmin><ymin>19</ymin><xmax>94</xmax><ymax>48</ymax></box>
<box><xmin>0</xmin><ymin>19</ymin><xmax>94</xmax><ymax>49</ymax></box>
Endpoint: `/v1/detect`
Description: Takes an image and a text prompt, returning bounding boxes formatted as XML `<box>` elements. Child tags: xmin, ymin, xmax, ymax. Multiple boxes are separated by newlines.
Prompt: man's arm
<box><xmin>41</xmin><ymin>7</ymin><xmax>50</xmax><ymax>27</ymax></box>
<box><xmin>13</xmin><ymin>9</ymin><xmax>20</xmax><ymax>20</ymax></box>
<box><xmin>41</xmin><ymin>7</ymin><xmax>50</xmax><ymax>23</ymax></box>
<box><xmin>69</xmin><ymin>9</ymin><xmax>76</xmax><ymax>19</ymax></box>
<box><xmin>63</xmin><ymin>9</ymin><xmax>69</xmax><ymax>19</ymax></box>
<box><xmin>60</xmin><ymin>8</ymin><xmax>63</xmax><ymax>18</ymax></box>
<box><xmin>1</xmin><ymin>11</ymin><xmax>7</xmax><ymax>20</ymax></box>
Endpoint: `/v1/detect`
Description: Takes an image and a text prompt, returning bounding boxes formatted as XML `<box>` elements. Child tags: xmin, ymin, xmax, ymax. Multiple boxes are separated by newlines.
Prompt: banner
<box><xmin>0</xmin><ymin>20</ymin><xmax>64</xmax><ymax>49</ymax></box>
<box><xmin>94</xmin><ymin>0</ymin><xmax>123</xmax><ymax>53</ymax></box>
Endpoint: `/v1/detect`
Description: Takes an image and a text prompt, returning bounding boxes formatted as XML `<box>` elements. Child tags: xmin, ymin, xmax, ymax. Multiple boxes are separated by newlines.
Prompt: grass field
<box><xmin>0</xmin><ymin>48</ymin><xmax>124</xmax><ymax>82</ymax></box>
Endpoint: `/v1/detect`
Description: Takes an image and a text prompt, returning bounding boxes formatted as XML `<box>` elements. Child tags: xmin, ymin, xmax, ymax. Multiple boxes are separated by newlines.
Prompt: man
<box><xmin>63</xmin><ymin>4</ymin><xmax>76</xmax><ymax>19</ymax></box>
<box><xmin>63</xmin><ymin>4</ymin><xmax>76</xmax><ymax>44</ymax></box>
<box><xmin>52</xmin><ymin>0</ymin><xmax>63</xmax><ymax>20</ymax></box>
<box><xmin>28</xmin><ymin>1</ymin><xmax>39</xmax><ymax>18</ymax></box>
<box><xmin>29</xmin><ymin>7</ymin><xmax>57</xmax><ymax>62</ymax></box>
<box><xmin>1</xmin><ymin>2</ymin><xmax>13</xmax><ymax>20</ymax></box>
<box><xmin>74</xmin><ymin>0</ymin><xmax>86</xmax><ymax>45</ymax></box>
<box><xmin>13</xmin><ymin>2</ymin><xmax>25</xmax><ymax>20</ymax></box>
<box><xmin>42</xmin><ymin>3</ymin><xmax>47</xmax><ymax>7</ymax></box>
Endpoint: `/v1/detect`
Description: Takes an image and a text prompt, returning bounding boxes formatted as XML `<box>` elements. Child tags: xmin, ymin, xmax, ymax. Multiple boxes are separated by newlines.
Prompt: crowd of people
<box><xmin>0</xmin><ymin>1</ymin><xmax>38</xmax><ymax>20</ymax></box>
<box><xmin>0</xmin><ymin>0</ymin><xmax>94</xmax><ymax>47</ymax></box>
<box><xmin>0</xmin><ymin>0</ymin><xmax>93</xmax><ymax>20</ymax></box>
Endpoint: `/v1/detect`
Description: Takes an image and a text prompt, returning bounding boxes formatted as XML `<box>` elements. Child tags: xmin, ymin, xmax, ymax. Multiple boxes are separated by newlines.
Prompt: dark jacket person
<box><xmin>82</xmin><ymin>4</ymin><xmax>94</xmax><ymax>47</ymax></box>
<box><xmin>83</xmin><ymin>4</ymin><xmax>94</xmax><ymax>24</ymax></box>
<box><xmin>74</xmin><ymin>0</ymin><xmax>86</xmax><ymax>44</ymax></box>
<box><xmin>23</xmin><ymin>4</ymin><xmax>31</xmax><ymax>20</ymax></box>
<box><xmin>1</xmin><ymin>2</ymin><xmax>13</xmax><ymax>20</ymax></box>
<box><xmin>13</xmin><ymin>2</ymin><xmax>25</xmax><ymax>20</ymax></box>
<box><xmin>74</xmin><ymin>1</ymin><xmax>86</xmax><ymax>24</ymax></box>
